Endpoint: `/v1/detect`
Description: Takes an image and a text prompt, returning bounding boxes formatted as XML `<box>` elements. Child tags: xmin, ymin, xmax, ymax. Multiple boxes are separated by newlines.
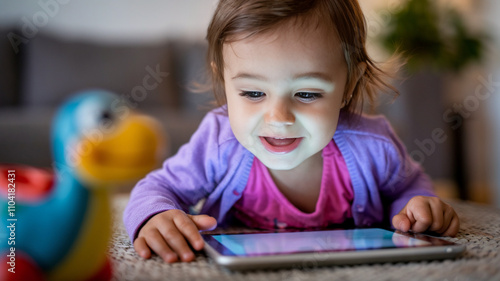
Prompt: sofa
<box><xmin>0</xmin><ymin>28</ymin><xmax>212</xmax><ymax>177</ymax></box>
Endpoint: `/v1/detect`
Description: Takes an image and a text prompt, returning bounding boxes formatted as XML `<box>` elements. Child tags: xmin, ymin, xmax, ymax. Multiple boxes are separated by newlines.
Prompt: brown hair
<box><xmin>205</xmin><ymin>0</ymin><xmax>398</xmax><ymax>113</ymax></box>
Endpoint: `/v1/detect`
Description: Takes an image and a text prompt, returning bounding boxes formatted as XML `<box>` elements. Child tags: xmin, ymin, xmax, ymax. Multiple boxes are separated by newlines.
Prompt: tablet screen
<box><xmin>206</xmin><ymin>228</ymin><xmax>435</xmax><ymax>256</ymax></box>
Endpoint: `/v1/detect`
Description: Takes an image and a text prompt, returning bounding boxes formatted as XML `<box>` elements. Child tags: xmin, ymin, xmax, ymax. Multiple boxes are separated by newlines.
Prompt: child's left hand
<box><xmin>392</xmin><ymin>196</ymin><xmax>460</xmax><ymax>237</ymax></box>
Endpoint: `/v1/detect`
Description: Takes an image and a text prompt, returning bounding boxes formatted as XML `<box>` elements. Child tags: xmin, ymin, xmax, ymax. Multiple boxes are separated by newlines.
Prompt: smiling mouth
<box><xmin>260</xmin><ymin>137</ymin><xmax>303</xmax><ymax>154</ymax></box>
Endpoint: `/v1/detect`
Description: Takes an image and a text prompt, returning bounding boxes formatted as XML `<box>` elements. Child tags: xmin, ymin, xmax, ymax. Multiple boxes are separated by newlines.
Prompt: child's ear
<box><xmin>210</xmin><ymin>61</ymin><xmax>217</xmax><ymax>74</ymax></box>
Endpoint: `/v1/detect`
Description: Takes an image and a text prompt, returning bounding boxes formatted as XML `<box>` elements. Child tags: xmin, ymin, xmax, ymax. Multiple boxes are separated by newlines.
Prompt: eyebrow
<box><xmin>231</xmin><ymin>72</ymin><xmax>334</xmax><ymax>82</ymax></box>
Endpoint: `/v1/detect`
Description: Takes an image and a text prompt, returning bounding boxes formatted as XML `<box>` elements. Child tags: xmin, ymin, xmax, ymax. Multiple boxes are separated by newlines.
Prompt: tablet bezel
<box><xmin>201</xmin><ymin>228</ymin><xmax>465</xmax><ymax>270</ymax></box>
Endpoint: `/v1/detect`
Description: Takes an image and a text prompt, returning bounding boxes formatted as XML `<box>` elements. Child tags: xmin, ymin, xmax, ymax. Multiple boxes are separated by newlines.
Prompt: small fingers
<box><xmin>189</xmin><ymin>214</ymin><xmax>218</xmax><ymax>231</ymax></box>
<box><xmin>186</xmin><ymin>214</ymin><xmax>218</xmax><ymax>250</ymax></box>
<box><xmin>442</xmin><ymin>212</ymin><xmax>460</xmax><ymax>237</ymax></box>
<box><xmin>409</xmin><ymin>200</ymin><xmax>433</xmax><ymax>233</ymax></box>
<box><xmin>157</xmin><ymin>219</ymin><xmax>196</xmax><ymax>262</ymax></box>
<box><xmin>404</xmin><ymin>196</ymin><xmax>460</xmax><ymax>237</ymax></box>
<box><xmin>144</xmin><ymin>229</ymin><xmax>179</xmax><ymax>263</ymax></box>
<box><xmin>392</xmin><ymin>213</ymin><xmax>411</xmax><ymax>232</ymax></box>
<box><xmin>172</xmin><ymin>215</ymin><xmax>207</xmax><ymax>251</ymax></box>
<box><xmin>133</xmin><ymin>210</ymin><xmax>217</xmax><ymax>263</ymax></box>
<box><xmin>427</xmin><ymin>198</ymin><xmax>445</xmax><ymax>233</ymax></box>
<box><xmin>133</xmin><ymin>237</ymin><xmax>152</xmax><ymax>259</ymax></box>
<box><xmin>434</xmin><ymin>203</ymin><xmax>454</xmax><ymax>234</ymax></box>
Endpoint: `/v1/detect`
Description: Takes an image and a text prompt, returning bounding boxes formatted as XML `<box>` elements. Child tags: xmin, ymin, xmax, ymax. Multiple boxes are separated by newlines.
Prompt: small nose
<box><xmin>264</xmin><ymin>99</ymin><xmax>295</xmax><ymax>127</ymax></box>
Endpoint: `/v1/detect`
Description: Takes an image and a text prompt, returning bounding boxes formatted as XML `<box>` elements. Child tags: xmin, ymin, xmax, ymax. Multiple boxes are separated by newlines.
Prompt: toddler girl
<box><xmin>124</xmin><ymin>0</ymin><xmax>459</xmax><ymax>263</ymax></box>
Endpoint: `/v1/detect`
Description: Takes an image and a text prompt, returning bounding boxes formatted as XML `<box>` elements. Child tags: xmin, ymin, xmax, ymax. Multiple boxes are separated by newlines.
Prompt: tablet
<box><xmin>202</xmin><ymin>228</ymin><xmax>465</xmax><ymax>270</ymax></box>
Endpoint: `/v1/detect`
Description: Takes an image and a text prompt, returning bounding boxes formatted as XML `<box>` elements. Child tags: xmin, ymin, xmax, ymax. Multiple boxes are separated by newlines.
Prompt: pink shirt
<box><xmin>233</xmin><ymin>140</ymin><xmax>354</xmax><ymax>229</ymax></box>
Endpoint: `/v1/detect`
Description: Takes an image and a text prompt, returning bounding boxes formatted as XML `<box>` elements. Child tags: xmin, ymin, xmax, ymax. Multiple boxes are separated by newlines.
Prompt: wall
<box><xmin>485</xmin><ymin>0</ymin><xmax>500</xmax><ymax>206</ymax></box>
<box><xmin>0</xmin><ymin>0</ymin><xmax>218</xmax><ymax>43</ymax></box>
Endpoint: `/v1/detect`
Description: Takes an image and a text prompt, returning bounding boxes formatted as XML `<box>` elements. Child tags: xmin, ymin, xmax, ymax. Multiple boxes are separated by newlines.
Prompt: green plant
<box><xmin>379</xmin><ymin>0</ymin><xmax>486</xmax><ymax>73</ymax></box>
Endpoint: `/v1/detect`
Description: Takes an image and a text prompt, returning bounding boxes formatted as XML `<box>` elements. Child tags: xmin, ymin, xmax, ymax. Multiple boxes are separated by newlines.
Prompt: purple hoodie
<box><xmin>123</xmin><ymin>107</ymin><xmax>435</xmax><ymax>242</ymax></box>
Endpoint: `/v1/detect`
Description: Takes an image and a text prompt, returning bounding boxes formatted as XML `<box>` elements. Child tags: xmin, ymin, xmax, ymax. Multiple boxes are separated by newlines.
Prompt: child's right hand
<box><xmin>133</xmin><ymin>209</ymin><xmax>217</xmax><ymax>263</ymax></box>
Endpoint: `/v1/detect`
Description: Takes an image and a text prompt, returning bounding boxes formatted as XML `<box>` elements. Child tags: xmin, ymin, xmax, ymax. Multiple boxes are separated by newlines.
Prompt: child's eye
<box><xmin>295</xmin><ymin>92</ymin><xmax>322</xmax><ymax>102</ymax></box>
<box><xmin>239</xmin><ymin>91</ymin><xmax>266</xmax><ymax>100</ymax></box>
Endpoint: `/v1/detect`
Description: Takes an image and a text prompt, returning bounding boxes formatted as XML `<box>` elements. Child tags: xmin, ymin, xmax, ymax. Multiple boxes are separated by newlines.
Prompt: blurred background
<box><xmin>0</xmin><ymin>0</ymin><xmax>499</xmax><ymax>207</ymax></box>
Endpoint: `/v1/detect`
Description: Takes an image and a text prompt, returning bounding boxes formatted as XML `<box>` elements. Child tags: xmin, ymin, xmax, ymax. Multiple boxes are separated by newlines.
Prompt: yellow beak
<box><xmin>77</xmin><ymin>114</ymin><xmax>166</xmax><ymax>185</ymax></box>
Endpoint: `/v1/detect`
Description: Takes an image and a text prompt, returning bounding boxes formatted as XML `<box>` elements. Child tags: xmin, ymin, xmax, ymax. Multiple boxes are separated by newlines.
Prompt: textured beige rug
<box><xmin>109</xmin><ymin>195</ymin><xmax>500</xmax><ymax>281</ymax></box>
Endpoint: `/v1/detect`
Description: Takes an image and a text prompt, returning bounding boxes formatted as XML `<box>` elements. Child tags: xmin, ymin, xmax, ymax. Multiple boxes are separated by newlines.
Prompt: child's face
<box><xmin>223</xmin><ymin>21</ymin><xmax>347</xmax><ymax>171</ymax></box>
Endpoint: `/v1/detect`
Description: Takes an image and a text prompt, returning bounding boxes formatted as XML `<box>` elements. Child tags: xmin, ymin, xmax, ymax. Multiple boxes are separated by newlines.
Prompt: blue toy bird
<box><xmin>0</xmin><ymin>90</ymin><xmax>165</xmax><ymax>281</ymax></box>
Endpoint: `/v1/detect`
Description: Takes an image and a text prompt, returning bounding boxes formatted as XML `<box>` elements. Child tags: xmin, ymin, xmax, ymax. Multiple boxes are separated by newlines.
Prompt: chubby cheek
<box><xmin>299</xmin><ymin>106</ymin><xmax>340</xmax><ymax>144</ymax></box>
<box><xmin>226</xmin><ymin>98</ymin><xmax>261</xmax><ymax>149</ymax></box>
<box><xmin>311</xmin><ymin>117</ymin><xmax>338</xmax><ymax>144</ymax></box>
